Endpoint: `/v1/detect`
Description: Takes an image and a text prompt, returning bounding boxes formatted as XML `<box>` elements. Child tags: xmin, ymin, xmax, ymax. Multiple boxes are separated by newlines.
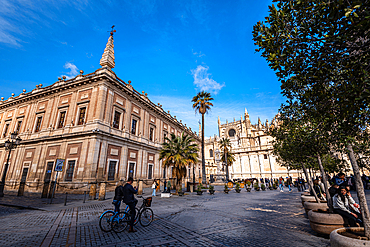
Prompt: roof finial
<box><xmin>100</xmin><ymin>26</ymin><xmax>116</xmax><ymax>69</ymax></box>
<box><xmin>109</xmin><ymin>25</ymin><xmax>116</xmax><ymax>36</ymax></box>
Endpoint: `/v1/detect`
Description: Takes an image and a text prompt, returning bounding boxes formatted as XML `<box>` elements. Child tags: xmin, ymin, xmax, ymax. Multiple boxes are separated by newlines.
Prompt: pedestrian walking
<box><xmin>167</xmin><ymin>180</ymin><xmax>171</xmax><ymax>193</ymax></box>
<box><xmin>278</xmin><ymin>177</ymin><xmax>284</xmax><ymax>192</ymax></box>
<box><xmin>122</xmin><ymin>177</ymin><xmax>138</xmax><ymax>232</ymax></box>
<box><xmin>152</xmin><ymin>180</ymin><xmax>157</xmax><ymax>196</ymax></box>
<box><xmin>286</xmin><ymin>177</ymin><xmax>292</xmax><ymax>192</ymax></box>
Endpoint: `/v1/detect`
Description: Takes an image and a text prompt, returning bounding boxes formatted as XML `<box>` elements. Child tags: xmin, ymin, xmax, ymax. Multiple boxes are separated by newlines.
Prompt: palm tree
<box><xmin>192</xmin><ymin>91</ymin><xmax>214</xmax><ymax>184</ymax></box>
<box><xmin>159</xmin><ymin>132</ymin><xmax>199</xmax><ymax>191</ymax></box>
<box><xmin>219</xmin><ymin>137</ymin><xmax>235</xmax><ymax>181</ymax></box>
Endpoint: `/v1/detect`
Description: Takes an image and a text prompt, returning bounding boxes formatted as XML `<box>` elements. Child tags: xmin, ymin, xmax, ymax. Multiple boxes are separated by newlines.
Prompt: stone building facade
<box><xmin>204</xmin><ymin>109</ymin><xmax>300</xmax><ymax>180</ymax></box>
<box><xmin>0</xmin><ymin>34</ymin><xmax>199</xmax><ymax>194</ymax></box>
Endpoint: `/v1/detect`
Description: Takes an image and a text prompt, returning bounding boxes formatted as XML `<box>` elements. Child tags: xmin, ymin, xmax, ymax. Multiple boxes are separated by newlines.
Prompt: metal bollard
<box><xmin>64</xmin><ymin>192</ymin><xmax>68</xmax><ymax>206</ymax></box>
<box><xmin>83</xmin><ymin>191</ymin><xmax>86</xmax><ymax>203</ymax></box>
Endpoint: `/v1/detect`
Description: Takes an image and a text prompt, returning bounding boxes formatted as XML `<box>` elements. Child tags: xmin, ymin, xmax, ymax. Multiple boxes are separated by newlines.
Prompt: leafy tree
<box><xmin>253</xmin><ymin>0</ymin><xmax>370</xmax><ymax>235</ymax></box>
<box><xmin>218</xmin><ymin>137</ymin><xmax>235</xmax><ymax>181</ymax></box>
<box><xmin>159</xmin><ymin>133</ymin><xmax>199</xmax><ymax>191</ymax></box>
<box><xmin>192</xmin><ymin>91</ymin><xmax>214</xmax><ymax>184</ymax></box>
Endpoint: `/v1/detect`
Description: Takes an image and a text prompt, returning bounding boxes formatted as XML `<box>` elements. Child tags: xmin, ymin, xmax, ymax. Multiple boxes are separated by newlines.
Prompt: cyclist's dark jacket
<box><xmin>114</xmin><ymin>185</ymin><xmax>124</xmax><ymax>201</ymax></box>
<box><xmin>122</xmin><ymin>183</ymin><xmax>138</xmax><ymax>204</ymax></box>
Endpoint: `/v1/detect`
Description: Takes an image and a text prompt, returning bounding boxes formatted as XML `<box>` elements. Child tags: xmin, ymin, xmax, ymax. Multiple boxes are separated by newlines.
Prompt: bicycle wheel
<box><xmin>139</xmin><ymin>208</ymin><xmax>154</xmax><ymax>227</ymax></box>
<box><xmin>99</xmin><ymin>211</ymin><xmax>115</xmax><ymax>232</ymax></box>
<box><xmin>111</xmin><ymin>212</ymin><xmax>129</xmax><ymax>233</ymax></box>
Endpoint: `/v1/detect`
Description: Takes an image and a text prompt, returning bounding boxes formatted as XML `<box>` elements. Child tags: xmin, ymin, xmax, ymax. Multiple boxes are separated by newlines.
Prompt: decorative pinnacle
<box><xmin>100</xmin><ymin>26</ymin><xmax>116</xmax><ymax>69</ymax></box>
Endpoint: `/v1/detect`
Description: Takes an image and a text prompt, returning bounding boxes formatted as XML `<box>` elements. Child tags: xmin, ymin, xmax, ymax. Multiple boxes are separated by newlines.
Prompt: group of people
<box><xmin>311</xmin><ymin>172</ymin><xmax>365</xmax><ymax>227</ymax></box>
<box><xmin>113</xmin><ymin>177</ymin><xmax>138</xmax><ymax>233</ymax></box>
<box><xmin>278</xmin><ymin>176</ymin><xmax>293</xmax><ymax>192</ymax></box>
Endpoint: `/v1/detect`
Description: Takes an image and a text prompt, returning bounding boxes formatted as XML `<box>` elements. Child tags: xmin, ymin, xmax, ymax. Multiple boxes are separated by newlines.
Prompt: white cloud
<box><xmin>62</xmin><ymin>62</ymin><xmax>79</xmax><ymax>79</ymax></box>
<box><xmin>191</xmin><ymin>65</ymin><xmax>225</xmax><ymax>94</ymax></box>
<box><xmin>192</xmin><ymin>49</ymin><xmax>206</xmax><ymax>58</ymax></box>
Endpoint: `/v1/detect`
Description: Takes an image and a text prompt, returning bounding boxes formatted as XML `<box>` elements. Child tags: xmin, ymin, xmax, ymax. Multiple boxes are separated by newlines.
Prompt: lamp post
<box><xmin>0</xmin><ymin>132</ymin><xmax>22</xmax><ymax>197</ymax></box>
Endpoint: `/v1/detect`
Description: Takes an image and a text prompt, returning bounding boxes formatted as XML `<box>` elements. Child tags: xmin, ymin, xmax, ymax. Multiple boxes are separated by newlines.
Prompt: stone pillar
<box><xmin>98</xmin><ymin>182</ymin><xmax>106</xmax><ymax>201</ymax></box>
<box><xmin>138</xmin><ymin>180</ymin><xmax>143</xmax><ymax>195</ymax></box>
<box><xmin>89</xmin><ymin>182</ymin><xmax>97</xmax><ymax>200</ymax></box>
<box><xmin>190</xmin><ymin>184</ymin><xmax>194</xmax><ymax>193</ymax></box>
<box><xmin>184</xmin><ymin>178</ymin><xmax>188</xmax><ymax>192</ymax></box>
<box><xmin>48</xmin><ymin>181</ymin><xmax>56</xmax><ymax>198</ymax></box>
<box><xmin>17</xmin><ymin>182</ymin><xmax>25</xmax><ymax>196</ymax></box>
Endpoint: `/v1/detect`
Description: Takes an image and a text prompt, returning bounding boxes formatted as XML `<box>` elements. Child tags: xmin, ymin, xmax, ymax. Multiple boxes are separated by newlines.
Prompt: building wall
<box><xmin>0</xmin><ymin>68</ymin><xmax>200</xmax><ymax>191</ymax></box>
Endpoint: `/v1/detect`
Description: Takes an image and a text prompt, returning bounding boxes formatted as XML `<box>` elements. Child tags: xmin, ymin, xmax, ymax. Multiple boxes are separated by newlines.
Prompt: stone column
<box><xmin>89</xmin><ymin>182</ymin><xmax>97</xmax><ymax>200</ymax></box>
<box><xmin>98</xmin><ymin>182</ymin><xmax>106</xmax><ymax>201</ymax></box>
<box><xmin>138</xmin><ymin>180</ymin><xmax>143</xmax><ymax>195</ymax></box>
<box><xmin>17</xmin><ymin>182</ymin><xmax>25</xmax><ymax>196</ymax></box>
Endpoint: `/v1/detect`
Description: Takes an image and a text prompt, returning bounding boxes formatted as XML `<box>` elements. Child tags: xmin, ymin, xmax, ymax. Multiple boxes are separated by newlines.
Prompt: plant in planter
<box><xmin>178</xmin><ymin>185</ymin><xmax>184</xmax><ymax>196</ymax></box>
<box><xmin>246</xmin><ymin>180</ymin><xmax>252</xmax><ymax>192</ymax></box>
<box><xmin>261</xmin><ymin>184</ymin><xmax>266</xmax><ymax>191</ymax></box>
<box><xmin>224</xmin><ymin>184</ymin><xmax>229</xmax><ymax>194</ymax></box>
<box><xmin>254</xmin><ymin>181</ymin><xmax>260</xmax><ymax>191</ymax></box>
<box><xmin>235</xmin><ymin>183</ymin><xmax>241</xmax><ymax>193</ymax></box>
<box><xmin>196</xmin><ymin>184</ymin><xmax>203</xmax><ymax>195</ymax></box>
<box><xmin>273</xmin><ymin>181</ymin><xmax>278</xmax><ymax>190</ymax></box>
<box><xmin>209</xmin><ymin>185</ymin><xmax>215</xmax><ymax>195</ymax></box>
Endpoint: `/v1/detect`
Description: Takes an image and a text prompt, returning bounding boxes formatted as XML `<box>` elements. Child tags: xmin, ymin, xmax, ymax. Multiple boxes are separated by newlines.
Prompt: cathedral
<box><xmin>204</xmin><ymin>109</ymin><xmax>300</xmax><ymax>180</ymax></box>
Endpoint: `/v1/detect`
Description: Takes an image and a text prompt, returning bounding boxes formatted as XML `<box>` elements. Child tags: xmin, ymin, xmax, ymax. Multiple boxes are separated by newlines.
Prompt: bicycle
<box><xmin>111</xmin><ymin>196</ymin><xmax>154</xmax><ymax>233</ymax></box>
<box><xmin>99</xmin><ymin>204</ymin><xmax>139</xmax><ymax>232</ymax></box>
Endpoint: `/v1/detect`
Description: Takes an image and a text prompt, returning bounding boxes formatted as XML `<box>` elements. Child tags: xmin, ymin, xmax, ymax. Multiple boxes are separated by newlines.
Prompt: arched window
<box><xmin>209</xmin><ymin>149</ymin><xmax>213</xmax><ymax>157</ymax></box>
<box><xmin>228</xmin><ymin>129</ymin><xmax>236</xmax><ymax>137</ymax></box>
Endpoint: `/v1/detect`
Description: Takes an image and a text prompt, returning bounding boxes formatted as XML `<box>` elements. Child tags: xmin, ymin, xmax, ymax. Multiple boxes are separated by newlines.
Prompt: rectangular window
<box><xmin>16</xmin><ymin>121</ymin><xmax>22</xmax><ymax>134</ymax></box>
<box><xmin>77</xmin><ymin>107</ymin><xmax>86</xmax><ymax>125</ymax></box>
<box><xmin>163</xmin><ymin>166</ymin><xmax>166</xmax><ymax>179</ymax></box>
<box><xmin>113</xmin><ymin>111</ymin><xmax>121</xmax><ymax>129</ymax></box>
<box><xmin>163</xmin><ymin>132</ymin><xmax>167</xmax><ymax>142</ymax></box>
<box><xmin>44</xmin><ymin>162</ymin><xmax>54</xmax><ymax>182</ymax></box>
<box><xmin>131</xmin><ymin>119</ymin><xmax>137</xmax><ymax>135</ymax></box>
<box><xmin>148</xmin><ymin>164</ymin><xmax>153</xmax><ymax>179</ymax></box>
<box><xmin>58</xmin><ymin>111</ymin><xmax>66</xmax><ymax>128</ymax></box>
<box><xmin>264</xmin><ymin>154</ymin><xmax>268</xmax><ymax>159</ymax></box>
<box><xmin>3</xmin><ymin>123</ymin><xmax>9</xmax><ymax>138</ymax></box>
<box><xmin>128</xmin><ymin>162</ymin><xmax>135</xmax><ymax>178</ymax></box>
<box><xmin>35</xmin><ymin>116</ymin><xmax>43</xmax><ymax>132</ymax></box>
<box><xmin>65</xmin><ymin>160</ymin><xmax>76</xmax><ymax>181</ymax></box>
<box><xmin>21</xmin><ymin>168</ymin><xmax>29</xmax><ymax>182</ymax></box>
<box><xmin>149</xmin><ymin>127</ymin><xmax>154</xmax><ymax>141</ymax></box>
<box><xmin>108</xmin><ymin>161</ymin><xmax>117</xmax><ymax>181</ymax></box>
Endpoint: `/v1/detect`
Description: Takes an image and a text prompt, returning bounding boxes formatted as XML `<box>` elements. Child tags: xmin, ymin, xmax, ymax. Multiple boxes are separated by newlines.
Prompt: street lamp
<box><xmin>0</xmin><ymin>131</ymin><xmax>22</xmax><ymax>197</ymax></box>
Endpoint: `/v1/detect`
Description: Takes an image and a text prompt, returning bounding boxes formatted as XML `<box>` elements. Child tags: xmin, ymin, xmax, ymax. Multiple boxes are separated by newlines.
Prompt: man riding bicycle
<box><xmin>122</xmin><ymin>177</ymin><xmax>138</xmax><ymax>232</ymax></box>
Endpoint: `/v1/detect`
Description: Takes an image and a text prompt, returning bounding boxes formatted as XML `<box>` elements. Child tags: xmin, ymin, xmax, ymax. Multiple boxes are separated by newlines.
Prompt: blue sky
<box><xmin>0</xmin><ymin>0</ymin><xmax>283</xmax><ymax>137</ymax></box>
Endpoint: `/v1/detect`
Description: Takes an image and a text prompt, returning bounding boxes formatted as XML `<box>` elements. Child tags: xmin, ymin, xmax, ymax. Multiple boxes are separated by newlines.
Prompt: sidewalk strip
<box><xmin>40</xmin><ymin>210</ymin><xmax>65</xmax><ymax>247</ymax></box>
<box><xmin>66</xmin><ymin>207</ymin><xmax>78</xmax><ymax>247</ymax></box>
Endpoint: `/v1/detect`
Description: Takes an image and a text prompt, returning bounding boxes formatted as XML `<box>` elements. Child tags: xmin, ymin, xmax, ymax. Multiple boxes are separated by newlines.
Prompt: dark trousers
<box><xmin>113</xmin><ymin>200</ymin><xmax>121</xmax><ymax>213</ymax></box>
<box><xmin>334</xmin><ymin>209</ymin><xmax>363</xmax><ymax>227</ymax></box>
<box><xmin>127</xmin><ymin>202</ymin><xmax>136</xmax><ymax>227</ymax></box>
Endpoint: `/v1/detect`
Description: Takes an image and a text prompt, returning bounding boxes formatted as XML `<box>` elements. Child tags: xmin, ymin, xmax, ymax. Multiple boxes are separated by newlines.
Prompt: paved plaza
<box><xmin>0</xmin><ymin>187</ymin><xmax>337</xmax><ymax>247</ymax></box>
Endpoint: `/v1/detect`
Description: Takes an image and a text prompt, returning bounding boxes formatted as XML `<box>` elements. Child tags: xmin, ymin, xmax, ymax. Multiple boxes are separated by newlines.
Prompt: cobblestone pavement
<box><xmin>3</xmin><ymin>187</ymin><xmax>366</xmax><ymax>246</ymax></box>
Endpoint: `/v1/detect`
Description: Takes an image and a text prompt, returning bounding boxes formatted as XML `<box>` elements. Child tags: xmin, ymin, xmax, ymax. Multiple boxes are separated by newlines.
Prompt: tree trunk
<box><xmin>302</xmin><ymin>163</ymin><xmax>320</xmax><ymax>203</ymax></box>
<box><xmin>201</xmin><ymin>113</ymin><xmax>206</xmax><ymax>184</ymax></box>
<box><xmin>317</xmin><ymin>154</ymin><xmax>333</xmax><ymax>212</ymax></box>
<box><xmin>347</xmin><ymin>144</ymin><xmax>370</xmax><ymax>238</ymax></box>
